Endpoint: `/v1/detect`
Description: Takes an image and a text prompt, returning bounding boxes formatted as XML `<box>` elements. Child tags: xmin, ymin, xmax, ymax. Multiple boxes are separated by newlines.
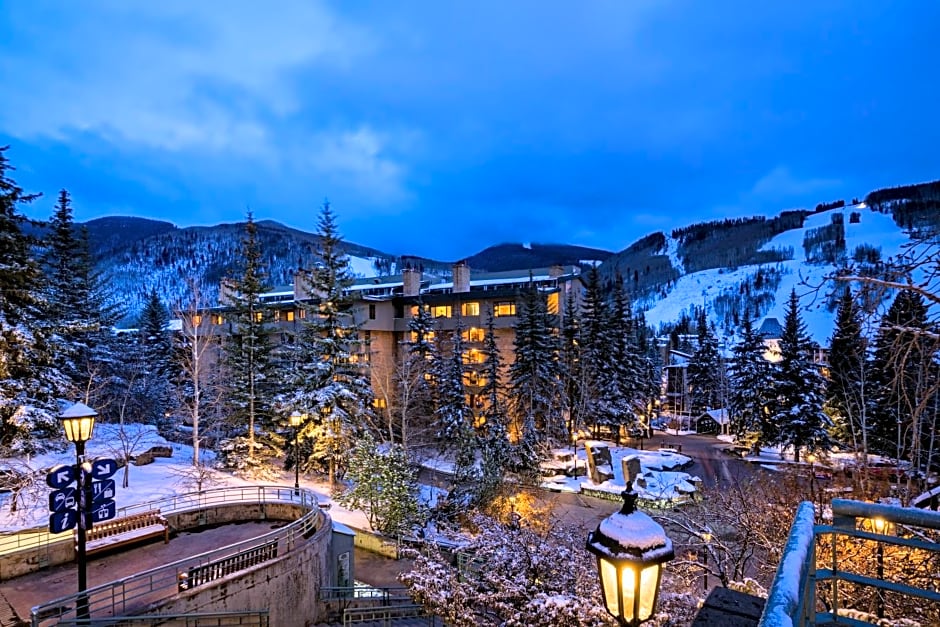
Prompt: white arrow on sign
<box><xmin>90</xmin><ymin>458</ymin><xmax>119</xmax><ymax>480</ymax></box>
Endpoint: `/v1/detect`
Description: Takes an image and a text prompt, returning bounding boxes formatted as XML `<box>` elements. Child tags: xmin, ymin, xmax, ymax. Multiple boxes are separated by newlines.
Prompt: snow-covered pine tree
<box><xmin>728</xmin><ymin>309</ymin><xmax>776</xmax><ymax>452</ymax></box>
<box><xmin>0</xmin><ymin>148</ymin><xmax>66</xmax><ymax>452</ymax></box>
<box><xmin>868</xmin><ymin>290</ymin><xmax>935</xmax><ymax>473</ymax></box>
<box><xmin>219</xmin><ymin>212</ymin><xmax>281</xmax><ymax>478</ymax></box>
<box><xmin>826</xmin><ymin>287</ymin><xmax>870</xmax><ymax>453</ymax></box>
<box><xmin>559</xmin><ymin>288</ymin><xmax>583</xmax><ymax>440</ymax></box>
<box><xmin>42</xmin><ymin>190</ymin><xmax>122</xmax><ymax>408</ymax></box>
<box><xmin>509</xmin><ymin>279</ymin><xmax>563</xmax><ymax>472</ymax></box>
<box><xmin>291</xmin><ymin>202</ymin><xmax>374</xmax><ymax>487</ymax></box>
<box><xmin>772</xmin><ymin>290</ymin><xmax>832</xmax><ymax>462</ymax></box>
<box><xmin>599</xmin><ymin>276</ymin><xmax>643</xmax><ymax>441</ymax></box>
<box><xmin>578</xmin><ymin>265</ymin><xmax>609</xmax><ymax>437</ymax></box>
<box><xmin>475</xmin><ymin>310</ymin><xmax>510</xmax><ymax>506</ymax></box>
<box><xmin>338</xmin><ymin>431</ymin><xmax>421</xmax><ymax>536</ymax></box>
<box><xmin>688</xmin><ymin>308</ymin><xmax>724</xmax><ymax>413</ymax></box>
<box><xmin>135</xmin><ymin>288</ymin><xmax>174</xmax><ymax>427</ymax></box>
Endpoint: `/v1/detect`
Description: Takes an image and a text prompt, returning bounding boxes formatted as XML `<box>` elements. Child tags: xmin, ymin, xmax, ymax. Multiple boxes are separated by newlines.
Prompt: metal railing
<box><xmin>53</xmin><ymin>610</ymin><xmax>269</xmax><ymax>626</ymax></box>
<box><xmin>759</xmin><ymin>498</ymin><xmax>940</xmax><ymax>626</ymax></box>
<box><xmin>30</xmin><ymin>486</ymin><xmax>324</xmax><ymax>627</ymax></box>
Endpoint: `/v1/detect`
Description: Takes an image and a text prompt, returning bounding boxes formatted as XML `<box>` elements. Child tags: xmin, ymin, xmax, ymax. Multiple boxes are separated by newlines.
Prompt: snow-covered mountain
<box><xmin>640</xmin><ymin>204</ymin><xmax>912</xmax><ymax>344</ymax></box>
<box><xmin>79</xmin><ymin>180</ymin><xmax>937</xmax><ymax>334</ymax></box>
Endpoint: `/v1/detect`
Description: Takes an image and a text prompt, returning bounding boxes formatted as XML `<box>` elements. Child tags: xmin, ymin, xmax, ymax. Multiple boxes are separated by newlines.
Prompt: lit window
<box><xmin>430</xmin><ymin>305</ymin><xmax>452</xmax><ymax>318</ymax></box>
<box><xmin>192</xmin><ymin>314</ymin><xmax>202</xmax><ymax>327</ymax></box>
<box><xmin>462</xmin><ymin>302</ymin><xmax>480</xmax><ymax>316</ymax></box>
<box><xmin>274</xmin><ymin>310</ymin><xmax>281</xmax><ymax>322</ymax></box>
<box><xmin>210</xmin><ymin>314</ymin><xmax>224</xmax><ymax>325</ymax></box>
<box><xmin>547</xmin><ymin>292</ymin><xmax>559</xmax><ymax>315</ymax></box>
<box><xmin>494</xmin><ymin>301</ymin><xmax>516</xmax><ymax>317</ymax></box>
<box><xmin>463</xmin><ymin>349</ymin><xmax>485</xmax><ymax>364</ymax></box>
<box><xmin>373</xmin><ymin>398</ymin><xmax>387</xmax><ymax>409</ymax></box>
<box><xmin>253</xmin><ymin>311</ymin><xmax>263</xmax><ymax>322</ymax></box>
<box><xmin>463</xmin><ymin>327</ymin><xmax>484</xmax><ymax>343</ymax></box>
<box><xmin>286</xmin><ymin>310</ymin><xmax>295</xmax><ymax>322</ymax></box>
<box><xmin>298</xmin><ymin>308</ymin><xmax>306</xmax><ymax>319</ymax></box>
<box><xmin>410</xmin><ymin>305</ymin><xmax>428</xmax><ymax>318</ymax></box>
<box><xmin>410</xmin><ymin>331</ymin><xmax>436</xmax><ymax>343</ymax></box>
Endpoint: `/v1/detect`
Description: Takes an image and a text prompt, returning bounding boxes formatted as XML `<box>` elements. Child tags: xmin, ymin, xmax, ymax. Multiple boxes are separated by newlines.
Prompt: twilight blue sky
<box><xmin>1</xmin><ymin>1</ymin><xmax>937</xmax><ymax>260</ymax></box>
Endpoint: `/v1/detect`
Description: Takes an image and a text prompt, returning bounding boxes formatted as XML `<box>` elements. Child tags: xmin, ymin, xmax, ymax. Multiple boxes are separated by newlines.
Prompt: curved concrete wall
<box><xmin>146</xmin><ymin>509</ymin><xmax>332</xmax><ymax>627</ymax></box>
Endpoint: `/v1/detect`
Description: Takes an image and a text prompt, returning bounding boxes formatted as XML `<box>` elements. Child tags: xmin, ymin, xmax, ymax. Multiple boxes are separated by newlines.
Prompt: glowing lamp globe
<box><xmin>59</xmin><ymin>402</ymin><xmax>98</xmax><ymax>444</ymax></box>
<box><xmin>586</xmin><ymin>490</ymin><xmax>675</xmax><ymax>626</ymax></box>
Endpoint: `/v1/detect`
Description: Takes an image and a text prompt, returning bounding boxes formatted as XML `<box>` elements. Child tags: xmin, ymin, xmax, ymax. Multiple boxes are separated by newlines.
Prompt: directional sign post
<box><xmin>91</xmin><ymin>479</ymin><xmax>116</xmax><ymax>504</ymax></box>
<box><xmin>49</xmin><ymin>509</ymin><xmax>78</xmax><ymax>534</ymax></box>
<box><xmin>49</xmin><ymin>487</ymin><xmax>77</xmax><ymax>513</ymax></box>
<box><xmin>90</xmin><ymin>458</ymin><xmax>119</xmax><ymax>481</ymax></box>
<box><xmin>46</xmin><ymin>464</ymin><xmax>77</xmax><ymax>490</ymax></box>
<box><xmin>90</xmin><ymin>500</ymin><xmax>116</xmax><ymax>524</ymax></box>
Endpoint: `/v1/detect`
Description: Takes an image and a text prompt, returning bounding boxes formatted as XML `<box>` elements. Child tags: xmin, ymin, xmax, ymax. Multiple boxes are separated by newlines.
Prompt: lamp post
<box><xmin>289</xmin><ymin>411</ymin><xmax>305</xmax><ymax>495</ymax></box>
<box><xmin>872</xmin><ymin>517</ymin><xmax>888</xmax><ymax>619</ymax></box>
<box><xmin>806</xmin><ymin>453</ymin><xmax>817</xmax><ymax>502</ymax></box>
<box><xmin>701</xmin><ymin>531</ymin><xmax>712</xmax><ymax>590</ymax></box>
<box><xmin>587</xmin><ymin>490</ymin><xmax>675</xmax><ymax>626</ymax></box>
<box><xmin>59</xmin><ymin>402</ymin><xmax>97</xmax><ymax>622</ymax></box>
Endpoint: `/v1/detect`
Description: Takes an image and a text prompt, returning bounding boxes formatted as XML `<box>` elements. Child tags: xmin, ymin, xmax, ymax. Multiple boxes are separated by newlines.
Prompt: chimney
<box><xmin>403</xmin><ymin>267</ymin><xmax>422</xmax><ymax>297</ymax></box>
<box><xmin>219</xmin><ymin>279</ymin><xmax>238</xmax><ymax>306</ymax></box>
<box><xmin>453</xmin><ymin>261</ymin><xmax>470</xmax><ymax>294</ymax></box>
<box><xmin>293</xmin><ymin>269</ymin><xmax>311</xmax><ymax>301</ymax></box>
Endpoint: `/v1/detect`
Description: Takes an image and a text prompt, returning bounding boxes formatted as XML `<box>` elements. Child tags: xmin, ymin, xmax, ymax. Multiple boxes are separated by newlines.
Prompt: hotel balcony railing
<box><xmin>759</xmin><ymin>498</ymin><xmax>940</xmax><ymax>626</ymax></box>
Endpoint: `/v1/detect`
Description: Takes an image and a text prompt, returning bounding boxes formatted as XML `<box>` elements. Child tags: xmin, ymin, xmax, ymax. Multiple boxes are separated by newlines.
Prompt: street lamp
<box><xmin>868</xmin><ymin>516</ymin><xmax>892</xmax><ymax>619</ymax></box>
<box><xmin>59</xmin><ymin>402</ymin><xmax>97</xmax><ymax>621</ymax></box>
<box><xmin>289</xmin><ymin>411</ymin><xmax>306</xmax><ymax>495</ymax></box>
<box><xmin>587</xmin><ymin>490</ymin><xmax>675</xmax><ymax>626</ymax></box>
<box><xmin>701</xmin><ymin>530</ymin><xmax>713</xmax><ymax>590</ymax></box>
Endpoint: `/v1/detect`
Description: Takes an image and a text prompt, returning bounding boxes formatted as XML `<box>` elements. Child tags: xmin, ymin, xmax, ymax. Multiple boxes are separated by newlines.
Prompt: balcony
<box><xmin>758</xmin><ymin>498</ymin><xmax>940</xmax><ymax>626</ymax></box>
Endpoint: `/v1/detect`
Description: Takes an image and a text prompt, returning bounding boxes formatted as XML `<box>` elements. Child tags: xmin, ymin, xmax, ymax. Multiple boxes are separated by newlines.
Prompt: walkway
<box><xmin>0</xmin><ymin>521</ymin><xmax>273</xmax><ymax>626</ymax></box>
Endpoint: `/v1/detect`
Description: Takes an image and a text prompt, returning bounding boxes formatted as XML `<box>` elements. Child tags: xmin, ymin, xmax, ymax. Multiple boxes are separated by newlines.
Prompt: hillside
<box><xmin>80</xmin><ymin>178</ymin><xmax>936</xmax><ymax>331</ymax></box>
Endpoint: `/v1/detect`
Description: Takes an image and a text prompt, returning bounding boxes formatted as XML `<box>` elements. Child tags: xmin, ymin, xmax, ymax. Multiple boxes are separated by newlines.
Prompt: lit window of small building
<box><xmin>373</xmin><ymin>398</ymin><xmax>387</xmax><ymax>409</ymax></box>
<box><xmin>192</xmin><ymin>314</ymin><xmax>202</xmax><ymax>327</ymax></box>
<box><xmin>494</xmin><ymin>301</ymin><xmax>516</xmax><ymax>317</ymax></box>
<box><xmin>462</xmin><ymin>302</ymin><xmax>480</xmax><ymax>316</ymax></box>
<box><xmin>210</xmin><ymin>313</ymin><xmax>224</xmax><ymax>325</ymax></box>
<box><xmin>430</xmin><ymin>305</ymin><xmax>452</xmax><ymax>318</ymax></box>
<box><xmin>285</xmin><ymin>310</ymin><xmax>295</xmax><ymax>322</ymax></box>
<box><xmin>463</xmin><ymin>327</ymin><xmax>484</xmax><ymax>342</ymax></box>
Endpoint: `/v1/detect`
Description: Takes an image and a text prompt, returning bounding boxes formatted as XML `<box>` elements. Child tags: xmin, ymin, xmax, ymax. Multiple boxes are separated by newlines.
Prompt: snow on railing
<box><xmin>758</xmin><ymin>501</ymin><xmax>816</xmax><ymax>627</ymax></box>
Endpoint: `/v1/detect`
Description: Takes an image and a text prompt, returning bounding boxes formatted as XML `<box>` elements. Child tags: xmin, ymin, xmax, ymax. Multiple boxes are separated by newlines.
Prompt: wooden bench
<box><xmin>80</xmin><ymin>510</ymin><xmax>170</xmax><ymax>556</ymax></box>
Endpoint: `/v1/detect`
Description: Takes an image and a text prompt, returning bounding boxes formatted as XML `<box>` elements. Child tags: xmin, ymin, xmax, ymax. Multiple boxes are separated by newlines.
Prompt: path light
<box><xmin>59</xmin><ymin>402</ymin><xmax>98</xmax><ymax>621</ymax></box>
<box><xmin>289</xmin><ymin>411</ymin><xmax>306</xmax><ymax>495</ymax></box>
<box><xmin>587</xmin><ymin>490</ymin><xmax>675</xmax><ymax>626</ymax></box>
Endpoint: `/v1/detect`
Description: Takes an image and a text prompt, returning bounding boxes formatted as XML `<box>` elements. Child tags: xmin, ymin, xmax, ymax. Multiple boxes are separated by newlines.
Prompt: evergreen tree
<box><xmin>578</xmin><ymin>265</ymin><xmax>609</xmax><ymax>436</ymax></box>
<box><xmin>826</xmin><ymin>287</ymin><xmax>869</xmax><ymax>451</ymax></box>
<box><xmin>0</xmin><ymin>148</ymin><xmax>65</xmax><ymax>451</ymax></box>
<box><xmin>688</xmin><ymin>309</ymin><xmax>724</xmax><ymax>413</ymax></box>
<box><xmin>219</xmin><ymin>212</ymin><xmax>281</xmax><ymax>477</ymax></box>
<box><xmin>772</xmin><ymin>290</ymin><xmax>832</xmax><ymax>461</ymax></box>
<box><xmin>290</xmin><ymin>202</ymin><xmax>373</xmax><ymax>487</ymax></box>
<box><xmin>42</xmin><ymin>190</ymin><xmax>121</xmax><ymax>406</ymax></box>
<box><xmin>476</xmin><ymin>311</ymin><xmax>510</xmax><ymax>506</ymax></box>
<box><xmin>869</xmin><ymin>290</ymin><xmax>934</xmax><ymax>470</ymax></box>
<box><xmin>559</xmin><ymin>288</ymin><xmax>583</xmax><ymax>440</ymax></box>
<box><xmin>136</xmin><ymin>288</ymin><xmax>174</xmax><ymax>426</ymax></box>
<box><xmin>338</xmin><ymin>431</ymin><xmax>421</xmax><ymax>536</ymax></box>
<box><xmin>728</xmin><ymin>310</ymin><xmax>775</xmax><ymax>451</ymax></box>
<box><xmin>508</xmin><ymin>280</ymin><xmax>563</xmax><ymax>472</ymax></box>
<box><xmin>599</xmin><ymin>277</ymin><xmax>643</xmax><ymax>441</ymax></box>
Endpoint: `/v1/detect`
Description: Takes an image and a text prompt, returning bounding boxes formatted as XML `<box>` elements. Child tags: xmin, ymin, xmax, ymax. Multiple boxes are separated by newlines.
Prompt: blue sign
<box><xmin>90</xmin><ymin>499</ymin><xmax>116</xmax><ymax>523</ymax></box>
<box><xmin>49</xmin><ymin>509</ymin><xmax>77</xmax><ymax>533</ymax></box>
<box><xmin>90</xmin><ymin>458</ymin><xmax>119</xmax><ymax>480</ymax></box>
<box><xmin>45</xmin><ymin>464</ymin><xmax>77</xmax><ymax>490</ymax></box>
<box><xmin>91</xmin><ymin>479</ymin><xmax>116</xmax><ymax>504</ymax></box>
<box><xmin>49</xmin><ymin>487</ymin><xmax>77</xmax><ymax>513</ymax></box>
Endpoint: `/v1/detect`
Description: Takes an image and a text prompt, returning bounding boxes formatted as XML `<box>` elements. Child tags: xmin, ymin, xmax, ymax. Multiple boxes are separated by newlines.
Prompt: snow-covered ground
<box><xmin>538</xmin><ymin>440</ymin><xmax>699</xmax><ymax>503</ymax></box>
